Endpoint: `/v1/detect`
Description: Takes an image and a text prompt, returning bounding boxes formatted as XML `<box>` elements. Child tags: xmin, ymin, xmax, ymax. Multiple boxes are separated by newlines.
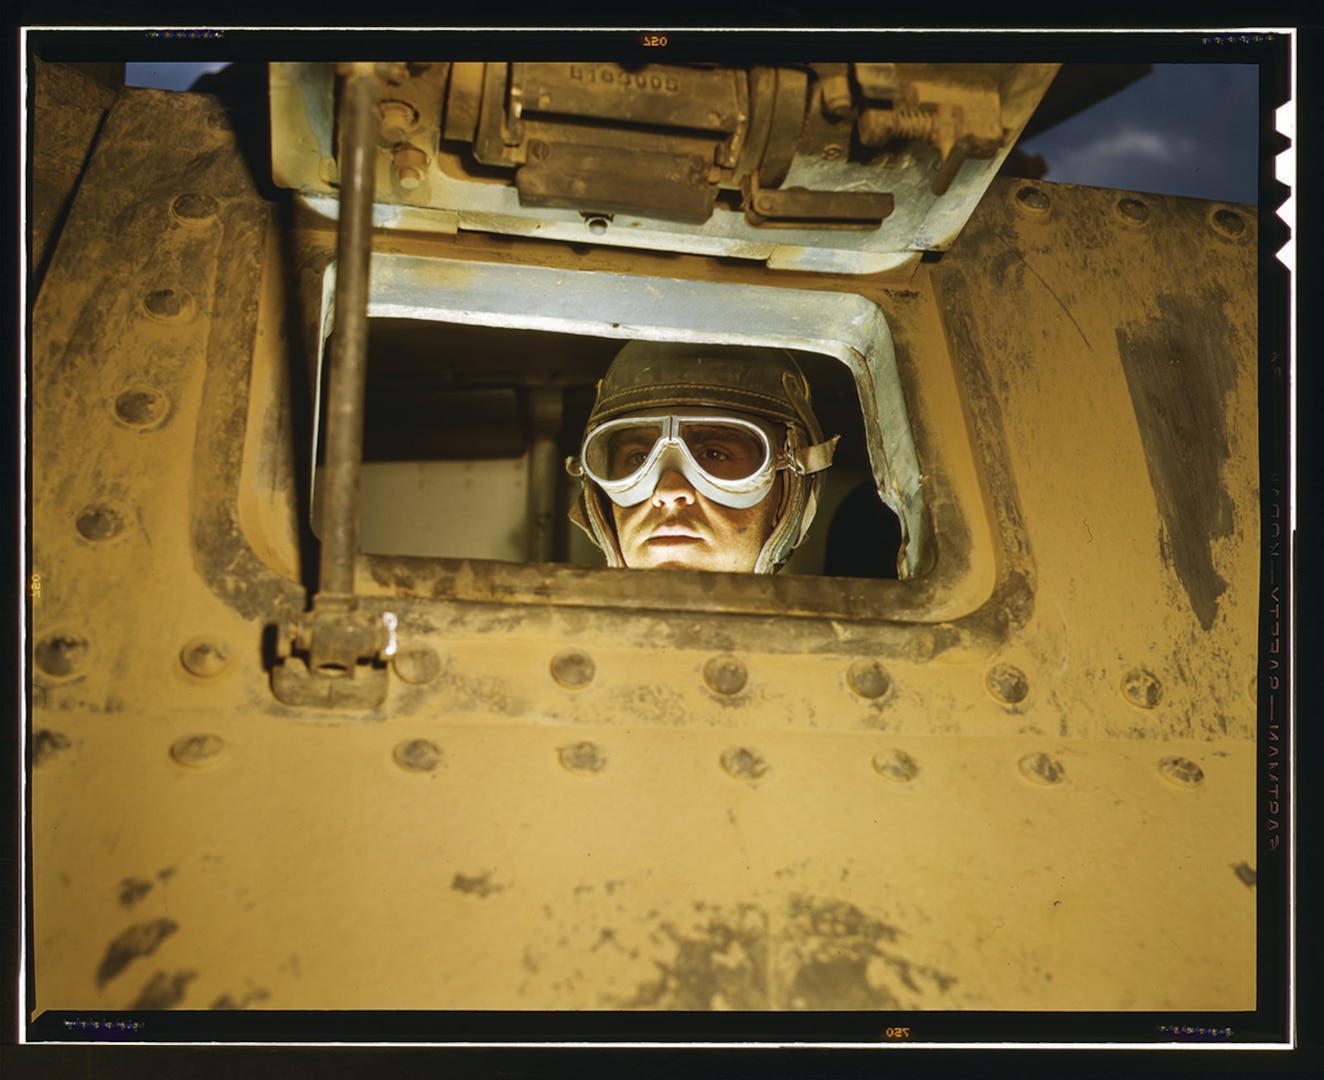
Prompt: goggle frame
<box><xmin>578</xmin><ymin>413</ymin><xmax>787</xmax><ymax>510</ymax></box>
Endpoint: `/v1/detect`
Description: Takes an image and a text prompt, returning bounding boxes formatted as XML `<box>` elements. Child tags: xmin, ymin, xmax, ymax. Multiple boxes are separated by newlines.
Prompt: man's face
<box><xmin>611</xmin><ymin>469</ymin><xmax>781</xmax><ymax>572</ymax></box>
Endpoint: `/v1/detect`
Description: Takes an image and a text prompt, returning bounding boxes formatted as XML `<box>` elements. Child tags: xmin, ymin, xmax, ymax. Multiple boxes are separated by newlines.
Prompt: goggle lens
<box><xmin>586</xmin><ymin>419</ymin><xmax>771</xmax><ymax>484</ymax></box>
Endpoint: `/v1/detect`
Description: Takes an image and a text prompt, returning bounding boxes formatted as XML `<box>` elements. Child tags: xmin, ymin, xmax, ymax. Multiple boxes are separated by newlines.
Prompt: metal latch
<box><xmin>741</xmin><ymin>174</ymin><xmax>895</xmax><ymax>229</ymax></box>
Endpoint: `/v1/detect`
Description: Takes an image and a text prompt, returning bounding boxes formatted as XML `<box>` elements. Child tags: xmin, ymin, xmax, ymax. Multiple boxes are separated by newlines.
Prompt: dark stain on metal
<box><xmin>610</xmin><ymin>683</ymin><xmax>689</xmax><ymax>726</ymax></box>
<box><xmin>1232</xmin><ymin>862</ymin><xmax>1256</xmax><ymax>887</ymax></box>
<box><xmin>781</xmin><ymin>894</ymin><xmax>955</xmax><ymax>1009</ymax></box>
<box><xmin>96</xmin><ymin>918</ymin><xmax>179</xmax><ymax>986</ymax></box>
<box><xmin>1019</xmin><ymin>752</ymin><xmax>1065</xmax><ymax>785</ymax></box>
<box><xmin>210</xmin><ymin>986</ymin><xmax>271</xmax><ymax>1009</ymax></box>
<box><xmin>986</xmin><ymin>663</ymin><xmax>1029</xmax><ymax>705</ymax></box>
<box><xmin>1158</xmin><ymin>756</ymin><xmax>1204</xmax><ymax>788</ymax></box>
<box><xmin>872</xmin><ymin>748</ymin><xmax>919</xmax><ymax>783</ymax></box>
<box><xmin>33</xmin><ymin>729</ymin><xmax>72</xmax><ymax>766</ymax></box>
<box><xmin>720</xmin><ymin>746</ymin><xmax>769</xmax><ymax>781</ymax></box>
<box><xmin>35</xmin><ymin>633</ymin><xmax>90</xmax><ymax>678</ymax></box>
<box><xmin>76</xmin><ymin>504</ymin><xmax>126</xmax><ymax>541</ymax></box>
<box><xmin>117</xmin><ymin>878</ymin><xmax>153</xmax><ymax>908</ymax></box>
<box><xmin>130</xmin><ymin>969</ymin><xmax>197</xmax><ymax>1009</ymax></box>
<box><xmin>621</xmin><ymin>905</ymin><xmax>768</xmax><ymax>1009</ymax></box>
<box><xmin>452</xmin><ymin>871</ymin><xmax>504</xmax><ymax>898</ymax></box>
<box><xmin>429</xmin><ymin>654</ymin><xmax>527</xmax><ymax>717</ymax></box>
<box><xmin>1116</xmin><ymin>293</ymin><xmax>1238</xmax><ymax>632</ymax></box>
<box><xmin>590</xmin><ymin>927</ymin><xmax>624</xmax><ymax>952</ymax></box>
<box><xmin>991</xmin><ymin>230</ymin><xmax>1091</xmax><ymax>350</ymax></box>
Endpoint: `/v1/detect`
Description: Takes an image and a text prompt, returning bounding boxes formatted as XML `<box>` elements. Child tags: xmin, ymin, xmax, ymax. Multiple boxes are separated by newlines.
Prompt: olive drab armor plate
<box><xmin>28</xmin><ymin>61</ymin><xmax>1264</xmax><ymax>1022</ymax></box>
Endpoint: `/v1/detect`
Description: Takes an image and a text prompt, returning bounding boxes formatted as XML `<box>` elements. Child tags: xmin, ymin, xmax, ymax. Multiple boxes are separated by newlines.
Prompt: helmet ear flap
<box><xmin>569</xmin><ymin>483</ymin><xmax>626</xmax><ymax>568</ymax></box>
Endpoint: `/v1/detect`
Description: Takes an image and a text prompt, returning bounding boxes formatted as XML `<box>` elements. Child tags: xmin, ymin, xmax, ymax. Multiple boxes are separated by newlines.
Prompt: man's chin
<box><xmin>630</xmin><ymin>546</ymin><xmax>718</xmax><ymax>571</ymax></box>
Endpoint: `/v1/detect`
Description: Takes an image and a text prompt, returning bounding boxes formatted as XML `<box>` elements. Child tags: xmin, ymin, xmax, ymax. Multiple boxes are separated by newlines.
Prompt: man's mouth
<box><xmin>647</xmin><ymin>525</ymin><xmax>704</xmax><ymax>542</ymax></box>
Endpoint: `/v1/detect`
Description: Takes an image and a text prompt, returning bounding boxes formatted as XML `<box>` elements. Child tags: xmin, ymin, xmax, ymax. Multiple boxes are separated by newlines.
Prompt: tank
<box><xmin>25</xmin><ymin>53</ymin><xmax>1283</xmax><ymax>1041</ymax></box>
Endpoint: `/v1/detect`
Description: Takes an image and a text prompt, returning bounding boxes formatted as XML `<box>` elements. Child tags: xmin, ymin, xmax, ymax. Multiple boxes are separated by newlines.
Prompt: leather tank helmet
<box><xmin>567</xmin><ymin>341</ymin><xmax>839</xmax><ymax>574</ymax></box>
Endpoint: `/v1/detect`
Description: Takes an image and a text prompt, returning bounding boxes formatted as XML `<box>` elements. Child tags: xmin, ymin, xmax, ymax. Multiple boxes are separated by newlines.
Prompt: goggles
<box><xmin>575</xmin><ymin>413</ymin><xmax>786</xmax><ymax>509</ymax></box>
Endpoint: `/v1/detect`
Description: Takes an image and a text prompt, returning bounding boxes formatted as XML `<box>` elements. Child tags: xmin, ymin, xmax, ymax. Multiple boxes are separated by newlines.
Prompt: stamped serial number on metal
<box><xmin>568</xmin><ymin>65</ymin><xmax>681</xmax><ymax>94</ymax></box>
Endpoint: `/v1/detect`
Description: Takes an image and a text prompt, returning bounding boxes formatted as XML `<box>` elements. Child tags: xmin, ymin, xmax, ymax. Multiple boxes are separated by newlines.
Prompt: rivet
<box><xmin>379</xmin><ymin>99</ymin><xmax>418</xmax><ymax>143</ymax></box>
<box><xmin>393</xmin><ymin>646</ymin><xmax>441</xmax><ymax>685</ymax></box>
<box><xmin>1211</xmin><ymin>208</ymin><xmax>1246</xmax><ymax>237</ymax></box>
<box><xmin>35</xmin><ymin>633</ymin><xmax>90</xmax><ymax>678</ymax></box>
<box><xmin>1019</xmin><ymin>751</ymin><xmax>1065</xmax><ymax>785</ymax></box>
<box><xmin>872</xmin><ymin>748</ymin><xmax>919</xmax><ymax>783</ymax></box>
<box><xmin>180</xmin><ymin>637</ymin><xmax>230</xmax><ymax>678</ymax></box>
<box><xmin>1158</xmin><ymin>756</ymin><xmax>1204</xmax><ymax>788</ymax></box>
<box><xmin>142</xmin><ymin>288</ymin><xmax>194</xmax><ymax>322</ymax></box>
<box><xmin>559</xmin><ymin>741</ymin><xmax>606</xmax><ymax>775</ymax></box>
<box><xmin>1015</xmin><ymin>186</ymin><xmax>1050</xmax><ymax>214</ymax></box>
<box><xmin>171</xmin><ymin>193</ymin><xmax>219</xmax><ymax>225</ymax></box>
<box><xmin>170</xmin><ymin>734</ymin><xmax>226</xmax><ymax>768</ymax></box>
<box><xmin>528</xmin><ymin>139</ymin><xmax>552</xmax><ymax>161</ymax></box>
<box><xmin>703</xmin><ymin>654</ymin><xmax>747</xmax><ymax>696</ymax></box>
<box><xmin>1116</xmin><ymin>197</ymin><xmax>1150</xmax><ymax>224</ymax></box>
<box><xmin>1120</xmin><ymin>668</ymin><xmax>1162</xmax><ymax>709</ymax></box>
<box><xmin>394</xmin><ymin>738</ymin><xmax>442</xmax><ymax>773</ymax></box>
<box><xmin>391</xmin><ymin>144</ymin><xmax>429</xmax><ymax>190</ymax></box>
<box><xmin>114</xmin><ymin>387</ymin><xmax>171</xmax><ymax>429</ymax></box>
<box><xmin>846</xmin><ymin>659</ymin><xmax>890</xmax><ymax>700</ymax></box>
<box><xmin>821</xmin><ymin>144</ymin><xmax>844</xmax><ymax>161</ymax></box>
<box><xmin>986</xmin><ymin>663</ymin><xmax>1029</xmax><ymax>706</ymax></box>
<box><xmin>587</xmin><ymin>217</ymin><xmax>609</xmax><ymax>235</ymax></box>
<box><xmin>720</xmin><ymin>746</ymin><xmax>769</xmax><ymax>781</ymax></box>
<box><xmin>34</xmin><ymin>729</ymin><xmax>72</xmax><ymax>767</ymax></box>
<box><xmin>550</xmin><ymin>650</ymin><xmax>595</xmax><ymax>690</ymax></box>
<box><xmin>75</xmin><ymin>504</ymin><xmax>127</xmax><ymax>542</ymax></box>
<box><xmin>206</xmin><ymin>110</ymin><xmax>234</xmax><ymax>135</ymax></box>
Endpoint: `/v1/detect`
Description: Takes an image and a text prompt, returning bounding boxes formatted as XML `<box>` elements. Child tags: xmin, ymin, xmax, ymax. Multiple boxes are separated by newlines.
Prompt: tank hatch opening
<box><xmin>308</xmin><ymin>321</ymin><xmax>901</xmax><ymax>579</ymax></box>
<box><xmin>303</xmin><ymin>256</ymin><xmax>922</xmax><ymax>581</ymax></box>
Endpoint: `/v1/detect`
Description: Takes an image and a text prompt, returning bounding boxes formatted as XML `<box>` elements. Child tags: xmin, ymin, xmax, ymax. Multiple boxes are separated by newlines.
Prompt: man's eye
<box><xmin>696</xmin><ymin>445</ymin><xmax>730</xmax><ymax>462</ymax></box>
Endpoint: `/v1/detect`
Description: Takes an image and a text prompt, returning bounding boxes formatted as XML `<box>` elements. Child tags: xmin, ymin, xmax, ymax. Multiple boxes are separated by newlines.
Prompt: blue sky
<box><xmin>1019</xmin><ymin>64</ymin><xmax>1259</xmax><ymax>204</ymax></box>
<box><xmin>125</xmin><ymin>62</ymin><xmax>1261</xmax><ymax>205</ymax></box>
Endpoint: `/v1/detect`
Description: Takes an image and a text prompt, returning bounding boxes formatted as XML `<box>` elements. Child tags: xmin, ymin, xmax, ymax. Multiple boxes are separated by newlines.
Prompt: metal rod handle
<box><xmin>319</xmin><ymin>64</ymin><xmax>380</xmax><ymax>598</ymax></box>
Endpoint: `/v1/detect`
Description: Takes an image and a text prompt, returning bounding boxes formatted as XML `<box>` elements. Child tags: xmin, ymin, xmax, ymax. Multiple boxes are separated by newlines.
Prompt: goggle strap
<box><xmin>790</xmin><ymin>435</ymin><xmax>840</xmax><ymax>476</ymax></box>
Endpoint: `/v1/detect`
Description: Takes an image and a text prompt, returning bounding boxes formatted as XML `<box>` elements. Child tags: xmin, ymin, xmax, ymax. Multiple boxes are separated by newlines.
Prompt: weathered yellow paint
<box><xmin>29</xmin><ymin>73</ymin><xmax>1259</xmax><ymax>1016</ymax></box>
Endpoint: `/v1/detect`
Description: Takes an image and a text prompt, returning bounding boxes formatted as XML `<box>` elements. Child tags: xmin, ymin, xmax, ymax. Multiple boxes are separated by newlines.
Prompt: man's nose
<box><xmin>651</xmin><ymin>469</ymin><xmax>697</xmax><ymax>506</ymax></box>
